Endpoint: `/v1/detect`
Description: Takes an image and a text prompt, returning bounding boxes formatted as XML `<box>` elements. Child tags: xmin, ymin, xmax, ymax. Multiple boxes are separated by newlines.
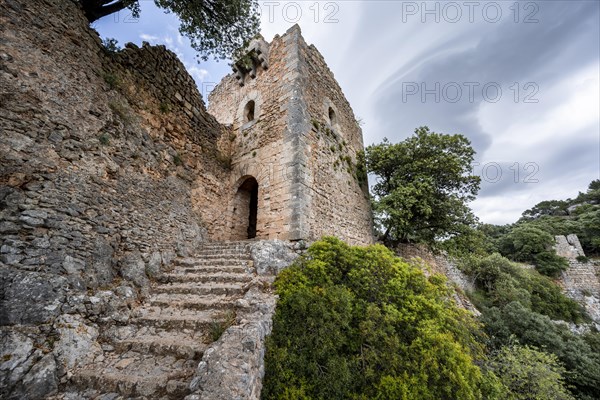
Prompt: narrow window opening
<box><xmin>244</xmin><ymin>100</ymin><xmax>256</xmax><ymax>123</ymax></box>
<box><xmin>328</xmin><ymin>107</ymin><xmax>337</xmax><ymax>126</ymax></box>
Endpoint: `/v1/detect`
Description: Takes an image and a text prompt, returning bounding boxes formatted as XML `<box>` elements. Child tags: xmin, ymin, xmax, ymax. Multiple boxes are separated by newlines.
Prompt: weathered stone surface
<box><xmin>556</xmin><ymin>235</ymin><xmax>600</xmax><ymax>327</ymax></box>
<box><xmin>146</xmin><ymin>251</ymin><xmax>163</xmax><ymax>278</ymax></box>
<box><xmin>249</xmin><ymin>239</ymin><xmax>299</xmax><ymax>275</ymax></box>
<box><xmin>119</xmin><ymin>251</ymin><xmax>149</xmax><ymax>288</ymax></box>
<box><xmin>53</xmin><ymin>314</ymin><xmax>102</xmax><ymax>372</ymax></box>
<box><xmin>0</xmin><ymin>267</ymin><xmax>68</xmax><ymax>325</ymax></box>
<box><xmin>186</xmin><ymin>275</ymin><xmax>278</xmax><ymax>399</ymax></box>
<box><xmin>0</xmin><ymin>329</ymin><xmax>36</xmax><ymax>393</ymax></box>
<box><xmin>555</xmin><ymin>234</ymin><xmax>586</xmax><ymax>259</ymax></box>
<box><xmin>20</xmin><ymin>353</ymin><xmax>58</xmax><ymax>399</ymax></box>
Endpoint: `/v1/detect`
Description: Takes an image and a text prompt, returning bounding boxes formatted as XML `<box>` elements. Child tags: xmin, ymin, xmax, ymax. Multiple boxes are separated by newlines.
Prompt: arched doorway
<box><xmin>231</xmin><ymin>176</ymin><xmax>258</xmax><ymax>239</ymax></box>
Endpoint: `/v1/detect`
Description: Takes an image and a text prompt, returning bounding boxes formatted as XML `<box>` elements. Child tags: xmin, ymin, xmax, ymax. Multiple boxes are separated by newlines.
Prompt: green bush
<box><xmin>462</xmin><ymin>253</ymin><xmax>585</xmax><ymax>323</ymax></box>
<box><xmin>486</xmin><ymin>345</ymin><xmax>574</xmax><ymax>400</ymax></box>
<box><xmin>98</xmin><ymin>133</ymin><xmax>110</xmax><ymax>145</ymax></box>
<box><xmin>533</xmin><ymin>251</ymin><xmax>569</xmax><ymax>277</ymax></box>
<box><xmin>576</xmin><ymin>255</ymin><xmax>590</xmax><ymax>263</ymax></box>
<box><xmin>262</xmin><ymin>237</ymin><xmax>492</xmax><ymax>400</ymax></box>
<box><xmin>159</xmin><ymin>102</ymin><xmax>171</xmax><ymax>114</ymax></box>
<box><xmin>480</xmin><ymin>302</ymin><xmax>600</xmax><ymax>399</ymax></box>
<box><xmin>498</xmin><ymin>225</ymin><xmax>553</xmax><ymax>263</ymax></box>
<box><xmin>173</xmin><ymin>153</ymin><xmax>183</xmax><ymax>166</ymax></box>
<box><xmin>497</xmin><ymin>225</ymin><xmax>568</xmax><ymax>276</ymax></box>
<box><xmin>102</xmin><ymin>71</ymin><xmax>121</xmax><ymax>90</ymax></box>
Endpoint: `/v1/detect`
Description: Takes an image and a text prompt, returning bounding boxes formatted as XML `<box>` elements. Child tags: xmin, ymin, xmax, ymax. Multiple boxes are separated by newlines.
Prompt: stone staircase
<box><xmin>55</xmin><ymin>241</ymin><xmax>256</xmax><ymax>399</ymax></box>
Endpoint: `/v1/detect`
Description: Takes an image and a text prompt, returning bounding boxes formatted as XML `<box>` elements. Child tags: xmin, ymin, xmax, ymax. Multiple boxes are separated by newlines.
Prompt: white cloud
<box><xmin>139</xmin><ymin>33</ymin><xmax>159</xmax><ymax>43</ymax></box>
<box><xmin>187</xmin><ymin>65</ymin><xmax>210</xmax><ymax>83</ymax></box>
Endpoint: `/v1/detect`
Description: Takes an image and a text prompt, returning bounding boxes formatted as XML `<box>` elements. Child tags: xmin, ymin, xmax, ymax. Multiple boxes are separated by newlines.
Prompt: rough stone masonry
<box><xmin>0</xmin><ymin>0</ymin><xmax>373</xmax><ymax>398</ymax></box>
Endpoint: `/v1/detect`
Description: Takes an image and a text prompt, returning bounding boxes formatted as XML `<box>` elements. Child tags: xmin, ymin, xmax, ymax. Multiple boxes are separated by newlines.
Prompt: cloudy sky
<box><xmin>95</xmin><ymin>1</ymin><xmax>600</xmax><ymax>225</ymax></box>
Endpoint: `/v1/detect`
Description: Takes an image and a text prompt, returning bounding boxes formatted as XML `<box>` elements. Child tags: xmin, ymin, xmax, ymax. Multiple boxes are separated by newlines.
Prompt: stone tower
<box><xmin>209</xmin><ymin>25</ymin><xmax>373</xmax><ymax>245</ymax></box>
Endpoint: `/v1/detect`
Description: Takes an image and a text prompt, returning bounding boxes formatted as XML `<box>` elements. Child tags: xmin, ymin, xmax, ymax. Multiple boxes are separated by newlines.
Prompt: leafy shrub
<box><xmin>486</xmin><ymin>345</ymin><xmax>574</xmax><ymax>400</ymax></box>
<box><xmin>262</xmin><ymin>237</ymin><xmax>492</xmax><ymax>399</ymax></box>
<box><xmin>462</xmin><ymin>253</ymin><xmax>586</xmax><ymax>323</ymax></box>
<box><xmin>576</xmin><ymin>255</ymin><xmax>590</xmax><ymax>263</ymax></box>
<box><xmin>101</xmin><ymin>37</ymin><xmax>121</xmax><ymax>53</ymax></box>
<box><xmin>98</xmin><ymin>133</ymin><xmax>110</xmax><ymax>145</ymax></box>
<box><xmin>210</xmin><ymin>310</ymin><xmax>235</xmax><ymax>341</ymax></box>
<box><xmin>480</xmin><ymin>302</ymin><xmax>600</xmax><ymax>399</ymax></box>
<box><xmin>102</xmin><ymin>71</ymin><xmax>121</xmax><ymax>90</ymax></box>
<box><xmin>498</xmin><ymin>225</ymin><xmax>553</xmax><ymax>262</ymax></box>
<box><xmin>498</xmin><ymin>225</ymin><xmax>568</xmax><ymax>276</ymax></box>
<box><xmin>159</xmin><ymin>102</ymin><xmax>171</xmax><ymax>114</ymax></box>
<box><xmin>173</xmin><ymin>153</ymin><xmax>183</xmax><ymax>166</ymax></box>
<box><xmin>533</xmin><ymin>251</ymin><xmax>569</xmax><ymax>277</ymax></box>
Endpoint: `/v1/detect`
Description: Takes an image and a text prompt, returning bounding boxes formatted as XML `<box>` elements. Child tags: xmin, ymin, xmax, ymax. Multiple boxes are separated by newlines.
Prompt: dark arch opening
<box><xmin>244</xmin><ymin>100</ymin><xmax>256</xmax><ymax>123</ymax></box>
<box><xmin>328</xmin><ymin>107</ymin><xmax>337</xmax><ymax>126</ymax></box>
<box><xmin>237</xmin><ymin>177</ymin><xmax>258</xmax><ymax>239</ymax></box>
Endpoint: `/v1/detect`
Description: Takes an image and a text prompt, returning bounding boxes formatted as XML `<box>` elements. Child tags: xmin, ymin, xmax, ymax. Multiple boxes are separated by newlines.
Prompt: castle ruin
<box><xmin>0</xmin><ymin>0</ymin><xmax>372</xmax><ymax>398</ymax></box>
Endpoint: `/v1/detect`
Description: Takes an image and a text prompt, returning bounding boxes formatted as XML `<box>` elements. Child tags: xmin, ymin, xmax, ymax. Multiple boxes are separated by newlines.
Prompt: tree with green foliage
<box><xmin>521</xmin><ymin>200</ymin><xmax>570</xmax><ymax>220</ymax></box>
<box><xmin>514</xmin><ymin>180</ymin><xmax>600</xmax><ymax>256</ymax></box>
<box><xmin>262</xmin><ymin>237</ymin><xmax>496</xmax><ymax>400</ymax></box>
<box><xmin>497</xmin><ymin>225</ymin><xmax>568</xmax><ymax>277</ymax></box>
<box><xmin>487</xmin><ymin>345</ymin><xmax>574</xmax><ymax>400</ymax></box>
<box><xmin>78</xmin><ymin>0</ymin><xmax>260</xmax><ymax>61</ymax></box>
<box><xmin>366</xmin><ymin>127</ymin><xmax>481</xmax><ymax>245</ymax></box>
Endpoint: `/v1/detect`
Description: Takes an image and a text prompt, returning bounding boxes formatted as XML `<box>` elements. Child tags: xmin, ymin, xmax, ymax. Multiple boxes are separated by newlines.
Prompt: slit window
<box><xmin>328</xmin><ymin>107</ymin><xmax>337</xmax><ymax>126</ymax></box>
<box><xmin>244</xmin><ymin>100</ymin><xmax>256</xmax><ymax>123</ymax></box>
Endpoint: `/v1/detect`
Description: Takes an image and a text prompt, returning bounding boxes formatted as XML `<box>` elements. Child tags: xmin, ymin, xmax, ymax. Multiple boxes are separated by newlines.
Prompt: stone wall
<box><xmin>0</xmin><ymin>0</ymin><xmax>230</xmax><ymax>396</ymax></box>
<box><xmin>555</xmin><ymin>235</ymin><xmax>600</xmax><ymax>325</ymax></box>
<box><xmin>209</xmin><ymin>32</ymin><xmax>301</xmax><ymax>241</ymax></box>
<box><xmin>297</xmin><ymin>31</ymin><xmax>374</xmax><ymax>245</ymax></box>
<box><xmin>209</xmin><ymin>25</ymin><xmax>374</xmax><ymax>245</ymax></box>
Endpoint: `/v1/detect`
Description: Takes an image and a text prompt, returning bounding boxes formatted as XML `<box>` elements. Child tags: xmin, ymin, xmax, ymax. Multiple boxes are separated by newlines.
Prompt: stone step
<box><xmin>148</xmin><ymin>293</ymin><xmax>238</xmax><ymax>311</ymax></box>
<box><xmin>182</xmin><ymin>252</ymin><xmax>252</xmax><ymax>260</ymax></box>
<box><xmin>162</xmin><ymin>272</ymin><xmax>252</xmax><ymax>284</ymax></box>
<box><xmin>113</xmin><ymin>335</ymin><xmax>207</xmax><ymax>360</ymax></box>
<box><xmin>177</xmin><ymin>258</ymin><xmax>252</xmax><ymax>266</ymax></box>
<box><xmin>132</xmin><ymin>307</ymin><xmax>229</xmax><ymax>330</ymax></box>
<box><xmin>202</xmin><ymin>240</ymin><xmax>255</xmax><ymax>245</ymax></box>
<box><xmin>194</xmin><ymin>247</ymin><xmax>250</xmax><ymax>257</ymax></box>
<box><xmin>70</xmin><ymin>352</ymin><xmax>195</xmax><ymax>398</ymax></box>
<box><xmin>199</xmin><ymin>243</ymin><xmax>253</xmax><ymax>251</ymax></box>
<box><xmin>153</xmin><ymin>282</ymin><xmax>247</xmax><ymax>296</ymax></box>
<box><xmin>177</xmin><ymin>265</ymin><xmax>248</xmax><ymax>274</ymax></box>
